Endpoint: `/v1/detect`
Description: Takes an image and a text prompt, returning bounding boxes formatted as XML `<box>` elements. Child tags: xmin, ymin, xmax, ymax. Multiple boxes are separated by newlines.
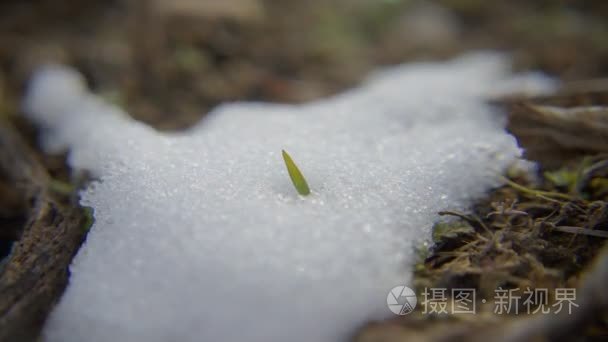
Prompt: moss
<box><xmin>413</xmin><ymin>156</ymin><xmax>608</xmax><ymax>318</ymax></box>
<box><xmin>48</xmin><ymin>179</ymin><xmax>75</xmax><ymax>196</ymax></box>
<box><xmin>81</xmin><ymin>206</ymin><xmax>95</xmax><ymax>231</ymax></box>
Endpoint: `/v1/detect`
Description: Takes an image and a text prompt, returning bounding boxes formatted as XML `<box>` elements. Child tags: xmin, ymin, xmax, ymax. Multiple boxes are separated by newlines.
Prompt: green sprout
<box><xmin>282</xmin><ymin>149</ymin><xmax>311</xmax><ymax>196</ymax></box>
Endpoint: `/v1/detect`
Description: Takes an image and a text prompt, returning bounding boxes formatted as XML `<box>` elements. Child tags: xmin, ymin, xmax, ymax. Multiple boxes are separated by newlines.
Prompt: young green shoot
<box><xmin>282</xmin><ymin>149</ymin><xmax>311</xmax><ymax>196</ymax></box>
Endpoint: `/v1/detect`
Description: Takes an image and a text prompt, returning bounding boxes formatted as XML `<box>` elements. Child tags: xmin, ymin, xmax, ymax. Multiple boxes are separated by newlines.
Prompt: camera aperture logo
<box><xmin>387</xmin><ymin>286</ymin><xmax>417</xmax><ymax>315</ymax></box>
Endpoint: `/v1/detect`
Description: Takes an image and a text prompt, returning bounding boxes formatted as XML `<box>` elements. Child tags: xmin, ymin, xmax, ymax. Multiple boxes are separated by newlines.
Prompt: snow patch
<box><xmin>23</xmin><ymin>53</ymin><xmax>553</xmax><ymax>342</ymax></box>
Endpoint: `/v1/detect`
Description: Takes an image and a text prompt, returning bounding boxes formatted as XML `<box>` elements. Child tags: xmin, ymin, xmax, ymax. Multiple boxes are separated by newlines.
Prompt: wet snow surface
<box><xmin>23</xmin><ymin>53</ymin><xmax>552</xmax><ymax>342</ymax></box>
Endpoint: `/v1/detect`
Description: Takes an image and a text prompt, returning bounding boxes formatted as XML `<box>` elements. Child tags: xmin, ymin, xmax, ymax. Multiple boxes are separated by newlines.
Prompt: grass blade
<box><xmin>282</xmin><ymin>149</ymin><xmax>311</xmax><ymax>196</ymax></box>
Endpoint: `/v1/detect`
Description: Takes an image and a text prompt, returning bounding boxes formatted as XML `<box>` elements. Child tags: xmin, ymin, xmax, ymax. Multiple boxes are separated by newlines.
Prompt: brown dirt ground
<box><xmin>1</xmin><ymin>0</ymin><xmax>607</xmax><ymax>341</ymax></box>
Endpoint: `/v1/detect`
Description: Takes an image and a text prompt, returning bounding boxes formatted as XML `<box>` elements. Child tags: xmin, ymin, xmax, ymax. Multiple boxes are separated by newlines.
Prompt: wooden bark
<box><xmin>0</xmin><ymin>121</ymin><xmax>87</xmax><ymax>342</ymax></box>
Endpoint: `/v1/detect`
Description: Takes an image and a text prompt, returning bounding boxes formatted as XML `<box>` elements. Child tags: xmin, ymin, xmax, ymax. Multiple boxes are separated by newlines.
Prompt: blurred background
<box><xmin>1</xmin><ymin>2</ymin><xmax>608</xmax><ymax>340</ymax></box>
<box><xmin>1</xmin><ymin>0</ymin><xmax>607</xmax><ymax>130</ymax></box>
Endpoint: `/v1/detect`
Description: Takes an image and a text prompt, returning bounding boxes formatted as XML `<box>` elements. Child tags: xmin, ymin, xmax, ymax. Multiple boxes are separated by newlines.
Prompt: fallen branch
<box><xmin>0</xmin><ymin>120</ymin><xmax>87</xmax><ymax>342</ymax></box>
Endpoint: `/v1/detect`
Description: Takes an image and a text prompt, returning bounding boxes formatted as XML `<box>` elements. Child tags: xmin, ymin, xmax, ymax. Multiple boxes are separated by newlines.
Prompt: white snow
<box><xmin>23</xmin><ymin>53</ymin><xmax>552</xmax><ymax>342</ymax></box>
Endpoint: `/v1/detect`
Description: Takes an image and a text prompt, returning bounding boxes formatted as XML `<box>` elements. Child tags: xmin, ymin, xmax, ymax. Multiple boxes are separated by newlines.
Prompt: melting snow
<box><xmin>23</xmin><ymin>53</ymin><xmax>552</xmax><ymax>342</ymax></box>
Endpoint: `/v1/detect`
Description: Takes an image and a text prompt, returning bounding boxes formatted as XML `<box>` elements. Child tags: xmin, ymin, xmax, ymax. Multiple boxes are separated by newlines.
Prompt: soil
<box><xmin>0</xmin><ymin>0</ymin><xmax>607</xmax><ymax>341</ymax></box>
